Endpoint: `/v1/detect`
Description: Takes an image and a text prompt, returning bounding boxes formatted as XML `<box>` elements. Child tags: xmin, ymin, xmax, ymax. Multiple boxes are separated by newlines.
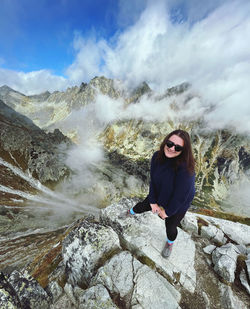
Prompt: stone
<box><xmin>239</xmin><ymin>270</ymin><xmax>250</xmax><ymax>295</ymax></box>
<box><xmin>91</xmin><ymin>251</ymin><xmax>181</xmax><ymax>309</ymax></box>
<box><xmin>51</xmin><ymin>294</ymin><xmax>76</xmax><ymax>309</ymax></box>
<box><xmin>74</xmin><ymin>284</ymin><xmax>118</xmax><ymax>309</ymax></box>
<box><xmin>220</xmin><ymin>284</ymin><xmax>247</xmax><ymax>309</ymax></box>
<box><xmin>90</xmin><ymin>251</ymin><xmax>135</xmax><ymax>302</ymax></box>
<box><xmin>201</xmin><ymin>224</ymin><xmax>226</xmax><ymax>244</ymax></box>
<box><xmin>203</xmin><ymin>245</ymin><xmax>216</xmax><ymax>255</ymax></box>
<box><xmin>62</xmin><ymin>218</ymin><xmax>121</xmax><ymax>286</ymax></box>
<box><xmin>212</xmin><ymin>243</ymin><xmax>240</xmax><ymax>282</ymax></box>
<box><xmin>131</xmin><ymin>265</ymin><xmax>181</xmax><ymax>309</ymax></box>
<box><xmin>197</xmin><ymin>214</ymin><xmax>250</xmax><ymax>245</ymax></box>
<box><xmin>46</xmin><ymin>281</ymin><xmax>63</xmax><ymax>304</ymax></box>
<box><xmin>236</xmin><ymin>244</ymin><xmax>247</xmax><ymax>255</ymax></box>
<box><xmin>100</xmin><ymin>198</ymin><xmax>196</xmax><ymax>293</ymax></box>
<box><xmin>64</xmin><ymin>283</ymin><xmax>77</xmax><ymax>306</ymax></box>
<box><xmin>7</xmin><ymin>270</ymin><xmax>50</xmax><ymax>309</ymax></box>
<box><xmin>245</xmin><ymin>258</ymin><xmax>250</xmax><ymax>281</ymax></box>
<box><xmin>0</xmin><ymin>272</ymin><xmax>21</xmax><ymax>309</ymax></box>
<box><xmin>180</xmin><ymin>212</ymin><xmax>198</xmax><ymax>234</ymax></box>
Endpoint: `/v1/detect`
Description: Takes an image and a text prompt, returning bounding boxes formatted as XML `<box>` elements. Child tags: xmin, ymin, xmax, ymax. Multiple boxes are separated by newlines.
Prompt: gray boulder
<box><xmin>240</xmin><ymin>270</ymin><xmax>250</xmax><ymax>295</ymax></box>
<box><xmin>198</xmin><ymin>214</ymin><xmax>250</xmax><ymax>245</ymax></box>
<box><xmin>220</xmin><ymin>285</ymin><xmax>247</xmax><ymax>309</ymax></box>
<box><xmin>90</xmin><ymin>251</ymin><xmax>181</xmax><ymax>309</ymax></box>
<box><xmin>180</xmin><ymin>212</ymin><xmax>198</xmax><ymax>234</ymax></box>
<box><xmin>201</xmin><ymin>224</ymin><xmax>227</xmax><ymax>244</ymax></box>
<box><xmin>62</xmin><ymin>218</ymin><xmax>121</xmax><ymax>286</ymax></box>
<box><xmin>0</xmin><ymin>270</ymin><xmax>50</xmax><ymax>309</ymax></box>
<box><xmin>74</xmin><ymin>284</ymin><xmax>118</xmax><ymax>309</ymax></box>
<box><xmin>212</xmin><ymin>243</ymin><xmax>240</xmax><ymax>282</ymax></box>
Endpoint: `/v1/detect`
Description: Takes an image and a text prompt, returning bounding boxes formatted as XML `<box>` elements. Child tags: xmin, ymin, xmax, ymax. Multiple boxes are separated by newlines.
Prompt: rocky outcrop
<box><xmin>1</xmin><ymin>198</ymin><xmax>249</xmax><ymax>309</ymax></box>
<box><xmin>0</xmin><ymin>270</ymin><xmax>50</xmax><ymax>309</ymax></box>
<box><xmin>0</xmin><ymin>99</ymin><xmax>71</xmax><ymax>183</ymax></box>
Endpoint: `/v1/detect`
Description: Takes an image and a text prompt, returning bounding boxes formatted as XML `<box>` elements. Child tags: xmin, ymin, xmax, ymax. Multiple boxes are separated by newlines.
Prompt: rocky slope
<box><xmin>0</xmin><ymin>99</ymin><xmax>71</xmax><ymax>185</ymax></box>
<box><xmin>1</xmin><ymin>198</ymin><xmax>249</xmax><ymax>308</ymax></box>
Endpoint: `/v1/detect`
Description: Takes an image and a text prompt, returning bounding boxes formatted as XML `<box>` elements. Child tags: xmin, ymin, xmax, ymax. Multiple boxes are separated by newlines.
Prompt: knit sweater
<box><xmin>148</xmin><ymin>151</ymin><xmax>195</xmax><ymax>217</ymax></box>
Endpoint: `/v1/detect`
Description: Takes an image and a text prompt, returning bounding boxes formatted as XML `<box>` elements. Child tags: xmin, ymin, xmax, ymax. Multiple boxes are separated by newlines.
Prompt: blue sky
<box><xmin>0</xmin><ymin>0</ymin><xmax>225</xmax><ymax>78</ymax></box>
<box><xmin>0</xmin><ymin>0</ymin><xmax>120</xmax><ymax>74</ymax></box>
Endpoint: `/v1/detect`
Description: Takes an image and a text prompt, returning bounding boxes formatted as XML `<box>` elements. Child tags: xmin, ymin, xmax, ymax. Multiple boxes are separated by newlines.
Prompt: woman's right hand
<box><xmin>150</xmin><ymin>203</ymin><xmax>160</xmax><ymax>214</ymax></box>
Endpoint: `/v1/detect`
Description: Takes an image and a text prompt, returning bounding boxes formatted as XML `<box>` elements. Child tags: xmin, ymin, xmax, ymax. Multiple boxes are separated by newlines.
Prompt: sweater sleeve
<box><xmin>148</xmin><ymin>152</ymin><xmax>158</xmax><ymax>204</ymax></box>
<box><xmin>163</xmin><ymin>167</ymin><xmax>195</xmax><ymax>217</ymax></box>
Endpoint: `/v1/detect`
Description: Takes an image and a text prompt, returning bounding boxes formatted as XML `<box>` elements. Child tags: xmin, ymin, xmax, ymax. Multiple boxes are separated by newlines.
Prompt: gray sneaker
<box><xmin>161</xmin><ymin>242</ymin><xmax>174</xmax><ymax>258</ymax></box>
<box><xmin>118</xmin><ymin>209</ymin><xmax>133</xmax><ymax>219</ymax></box>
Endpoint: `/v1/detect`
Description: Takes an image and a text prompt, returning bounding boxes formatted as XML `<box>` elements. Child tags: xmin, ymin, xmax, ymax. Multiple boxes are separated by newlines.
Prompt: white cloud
<box><xmin>0</xmin><ymin>68</ymin><xmax>70</xmax><ymax>95</ymax></box>
<box><xmin>66</xmin><ymin>0</ymin><xmax>250</xmax><ymax>133</ymax></box>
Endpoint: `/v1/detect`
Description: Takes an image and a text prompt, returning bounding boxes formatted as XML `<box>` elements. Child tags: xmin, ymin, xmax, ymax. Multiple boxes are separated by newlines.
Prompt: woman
<box><xmin>120</xmin><ymin>129</ymin><xmax>195</xmax><ymax>258</ymax></box>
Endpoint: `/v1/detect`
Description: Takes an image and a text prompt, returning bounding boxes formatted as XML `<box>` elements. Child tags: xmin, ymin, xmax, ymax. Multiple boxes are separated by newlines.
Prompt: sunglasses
<box><xmin>166</xmin><ymin>140</ymin><xmax>184</xmax><ymax>152</ymax></box>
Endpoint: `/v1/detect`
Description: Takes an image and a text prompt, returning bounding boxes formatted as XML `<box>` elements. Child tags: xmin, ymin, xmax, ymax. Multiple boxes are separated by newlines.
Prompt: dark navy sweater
<box><xmin>148</xmin><ymin>151</ymin><xmax>195</xmax><ymax>217</ymax></box>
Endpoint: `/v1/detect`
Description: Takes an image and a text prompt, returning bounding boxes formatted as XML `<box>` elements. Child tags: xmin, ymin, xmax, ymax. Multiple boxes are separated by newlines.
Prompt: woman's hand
<box><xmin>158</xmin><ymin>207</ymin><xmax>168</xmax><ymax>219</ymax></box>
<box><xmin>150</xmin><ymin>203</ymin><xmax>160</xmax><ymax>214</ymax></box>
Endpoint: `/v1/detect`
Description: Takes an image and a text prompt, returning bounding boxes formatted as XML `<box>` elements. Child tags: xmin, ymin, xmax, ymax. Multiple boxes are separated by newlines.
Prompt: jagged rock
<box><xmin>64</xmin><ymin>283</ymin><xmax>77</xmax><ymax>306</ymax></box>
<box><xmin>212</xmin><ymin>243</ymin><xmax>240</xmax><ymax>282</ymax></box>
<box><xmin>90</xmin><ymin>251</ymin><xmax>181</xmax><ymax>309</ymax></box>
<box><xmin>51</xmin><ymin>294</ymin><xmax>76</xmax><ymax>309</ymax></box>
<box><xmin>74</xmin><ymin>284</ymin><xmax>118</xmax><ymax>309</ymax></box>
<box><xmin>203</xmin><ymin>244</ymin><xmax>216</xmax><ymax>255</ymax></box>
<box><xmin>0</xmin><ymin>270</ymin><xmax>50</xmax><ymax>309</ymax></box>
<box><xmin>246</xmin><ymin>257</ymin><xmax>250</xmax><ymax>279</ymax></box>
<box><xmin>201</xmin><ymin>224</ymin><xmax>227</xmax><ymax>244</ymax></box>
<box><xmin>180</xmin><ymin>212</ymin><xmax>198</xmax><ymax>234</ymax></box>
<box><xmin>46</xmin><ymin>281</ymin><xmax>63</xmax><ymax>304</ymax></box>
<box><xmin>220</xmin><ymin>284</ymin><xmax>247</xmax><ymax>309</ymax></box>
<box><xmin>200</xmin><ymin>215</ymin><xmax>250</xmax><ymax>245</ymax></box>
<box><xmin>90</xmin><ymin>251</ymin><xmax>135</xmax><ymax>302</ymax></box>
<box><xmin>240</xmin><ymin>270</ymin><xmax>250</xmax><ymax>295</ymax></box>
<box><xmin>236</xmin><ymin>244</ymin><xmax>247</xmax><ymax>255</ymax></box>
<box><xmin>100</xmin><ymin>198</ymin><xmax>196</xmax><ymax>293</ymax></box>
<box><xmin>0</xmin><ymin>272</ymin><xmax>21</xmax><ymax>309</ymax></box>
<box><xmin>62</xmin><ymin>218</ymin><xmax>121</xmax><ymax>286</ymax></box>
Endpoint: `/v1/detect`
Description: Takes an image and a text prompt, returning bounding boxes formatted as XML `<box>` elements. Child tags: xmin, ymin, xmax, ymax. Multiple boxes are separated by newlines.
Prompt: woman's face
<box><xmin>164</xmin><ymin>134</ymin><xmax>184</xmax><ymax>158</ymax></box>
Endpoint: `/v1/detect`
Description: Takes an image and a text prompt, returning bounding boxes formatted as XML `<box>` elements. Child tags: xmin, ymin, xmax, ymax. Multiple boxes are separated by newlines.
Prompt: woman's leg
<box><xmin>165</xmin><ymin>212</ymin><xmax>186</xmax><ymax>241</ymax></box>
<box><xmin>132</xmin><ymin>196</ymin><xmax>152</xmax><ymax>213</ymax></box>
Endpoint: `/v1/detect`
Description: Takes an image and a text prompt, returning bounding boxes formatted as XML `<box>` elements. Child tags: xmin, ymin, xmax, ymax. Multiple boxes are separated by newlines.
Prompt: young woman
<box><xmin>120</xmin><ymin>129</ymin><xmax>195</xmax><ymax>258</ymax></box>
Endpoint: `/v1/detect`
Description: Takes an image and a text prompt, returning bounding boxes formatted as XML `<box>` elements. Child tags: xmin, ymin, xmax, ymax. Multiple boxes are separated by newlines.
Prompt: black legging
<box><xmin>133</xmin><ymin>196</ymin><xmax>186</xmax><ymax>241</ymax></box>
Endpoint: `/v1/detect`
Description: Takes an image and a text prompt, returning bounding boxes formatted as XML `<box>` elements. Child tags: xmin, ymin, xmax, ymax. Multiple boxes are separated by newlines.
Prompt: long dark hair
<box><xmin>157</xmin><ymin>129</ymin><xmax>195</xmax><ymax>175</ymax></box>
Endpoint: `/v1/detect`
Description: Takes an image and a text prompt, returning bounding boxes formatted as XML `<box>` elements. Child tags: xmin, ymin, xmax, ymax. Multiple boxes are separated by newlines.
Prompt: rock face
<box><xmin>1</xmin><ymin>198</ymin><xmax>249</xmax><ymax>309</ymax></box>
<box><xmin>0</xmin><ymin>99</ymin><xmax>71</xmax><ymax>183</ymax></box>
<box><xmin>62</xmin><ymin>217</ymin><xmax>121</xmax><ymax>286</ymax></box>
